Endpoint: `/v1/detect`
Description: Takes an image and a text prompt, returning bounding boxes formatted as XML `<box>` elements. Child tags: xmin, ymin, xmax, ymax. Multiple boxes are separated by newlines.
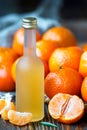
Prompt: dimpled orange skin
<box><xmin>44</xmin><ymin>67</ymin><xmax>83</xmax><ymax>99</ymax></box>
<box><xmin>0</xmin><ymin>47</ymin><xmax>19</xmax><ymax>91</ymax></box>
<box><xmin>36</xmin><ymin>40</ymin><xmax>59</xmax><ymax>61</ymax></box>
<box><xmin>49</xmin><ymin>46</ymin><xmax>83</xmax><ymax>72</ymax></box>
<box><xmin>81</xmin><ymin>76</ymin><xmax>87</xmax><ymax>102</ymax></box>
<box><xmin>42</xmin><ymin>27</ymin><xmax>77</xmax><ymax>47</ymax></box>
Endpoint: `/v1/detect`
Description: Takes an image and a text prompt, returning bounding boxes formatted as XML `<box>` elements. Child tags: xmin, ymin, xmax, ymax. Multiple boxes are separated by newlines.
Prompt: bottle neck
<box><xmin>24</xmin><ymin>28</ymin><xmax>36</xmax><ymax>56</ymax></box>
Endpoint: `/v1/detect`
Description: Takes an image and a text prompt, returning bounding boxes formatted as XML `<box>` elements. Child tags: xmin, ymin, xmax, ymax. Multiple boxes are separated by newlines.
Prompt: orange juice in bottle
<box><xmin>16</xmin><ymin>17</ymin><xmax>44</xmax><ymax>122</ymax></box>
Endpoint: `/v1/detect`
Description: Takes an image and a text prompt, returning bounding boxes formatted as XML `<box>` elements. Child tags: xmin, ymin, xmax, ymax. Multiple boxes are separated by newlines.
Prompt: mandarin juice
<box><xmin>16</xmin><ymin>17</ymin><xmax>44</xmax><ymax>122</ymax></box>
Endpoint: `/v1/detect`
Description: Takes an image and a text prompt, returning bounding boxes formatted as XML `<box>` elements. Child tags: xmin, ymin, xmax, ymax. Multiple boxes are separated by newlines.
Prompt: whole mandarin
<box><xmin>11</xmin><ymin>58</ymin><xmax>20</xmax><ymax>82</ymax></box>
<box><xmin>0</xmin><ymin>63</ymin><xmax>15</xmax><ymax>91</ymax></box>
<box><xmin>44</xmin><ymin>67</ymin><xmax>83</xmax><ymax>99</ymax></box>
<box><xmin>41</xmin><ymin>60</ymin><xmax>49</xmax><ymax>77</ymax></box>
<box><xmin>81</xmin><ymin>76</ymin><xmax>87</xmax><ymax>102</ymax></box>
<box><xmin>0</xmin><ymin>47</ymin><xmax>18</xmax><ymax>91</ymax></box>
<box><xmin>49</xmin><ymin>46</ymin><xmax>83</xmax><ymax>72</ymax></box>
<box><xmin>12</xmin><ymin>28</ymin><xmax>41</xmax><ymax>56</ymax></box>
<box><xmin>36</xmin><ymin>40</ymin><xmax>59</xmax><ymax>61</ymax></box>
<box><xmin>42</xmin><ymin>26</ymin><xmax>77</xmax><ymax>47</ymax></box>
<box><xmin>79</xmin><ymin>51</ymin><xmax>87</xmax><ymax>77</ymax></box>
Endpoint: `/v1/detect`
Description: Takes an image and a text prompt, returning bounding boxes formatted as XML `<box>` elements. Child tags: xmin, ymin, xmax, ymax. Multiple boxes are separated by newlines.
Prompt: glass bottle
<box><xmin>16</xmin><ymin>17</ymin><xmax>44</xmax><ymax>122</ymax></box>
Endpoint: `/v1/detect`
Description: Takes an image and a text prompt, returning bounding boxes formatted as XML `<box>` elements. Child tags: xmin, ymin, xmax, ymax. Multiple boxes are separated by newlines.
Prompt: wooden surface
<box><xmin>0</xmin><ymin>92</ymin><xmax>87</xmax><ymax>130</ymax></box>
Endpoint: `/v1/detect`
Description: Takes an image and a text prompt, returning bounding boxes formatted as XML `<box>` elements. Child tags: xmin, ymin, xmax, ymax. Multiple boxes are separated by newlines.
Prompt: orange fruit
<box><xmin>12</xmin><ymin>28</ymin><xmax>41</xmax><ymax>56</ymax></box>
<box><xmin>49</xmin><ymin>46</ymin><xmax>83</xmax><ymax>72</ymax></box>
<box><xmin>0</xmin><ymin>47</ymin><xmax>18</xmax><ymax>63</ymax></box>
<box><xmin>0</xmin><ymin>62</ymin><xmax>15</xmax><ymax>91</ymax></box>
<box><xmin>42</xmin><ymin>60</ymin><xmax>49</xmax><ymax>77</ymax></box>
<box><xmin>36</xmin><ymin>40</ymin><xmax>59</xmax><ymax>61</ymax></box>
<box><xmin>42</xmin><ymin>26</ymin><xmax>77</xmax><ymax>47</ymax></box>
<box><xmin>48</xmin><ymin>93</ymin><xmax>84</xmax><ymax>124</ymax></box>
<box><xmin>36</xmin><ymin>30</ymin><xmax>42</xmax><ymax>41</ymax></box>
<box><xmin>44</xmin><ymin>67</ymin><xmax>83</xmax><ymax>99</ymax></box>
<box><xmin>8</xmin><ymin>110</ymin><xmax>32</xmax><ymax>126</ymax></box>
<box><xmin>0</xmin><ymin>47</ymin><xmax>19</xmax><ymax>91</ymax></box>
<box><xmin>81</xmin><ymin>76</ymin><xmax>87</xmax><ymax>102</ymax></box>
<box><xmin>79</xmin><ymin>51</ymin><xmax>87</xmax><ymax>77</ymax></box>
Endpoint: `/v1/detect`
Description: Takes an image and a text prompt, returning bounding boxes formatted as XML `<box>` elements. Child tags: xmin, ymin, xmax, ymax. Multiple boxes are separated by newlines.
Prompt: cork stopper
<box><xmin>22</xmin><ymin>17</ymin><xmax>37</xmax><ymax>29</ymax></box>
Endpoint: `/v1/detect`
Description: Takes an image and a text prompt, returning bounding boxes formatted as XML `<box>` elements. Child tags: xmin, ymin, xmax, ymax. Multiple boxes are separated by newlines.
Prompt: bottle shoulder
<box><xmin>16</xmin><ymin>55</ymin><xmax>44</xmax><ymax>69</ymax></box>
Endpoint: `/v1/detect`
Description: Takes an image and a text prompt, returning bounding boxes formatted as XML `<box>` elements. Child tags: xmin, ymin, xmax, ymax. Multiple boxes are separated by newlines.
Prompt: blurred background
<box><xmin>0</xmin><ymin>0</ymin><xmax>87</xmax><ymax>19</ymax></box>
<box><xmin>0</xmin><ymin>0</ymin><xmax>41</xmax><ymax>16</ymax></box>
<box><xmin>0</xmin><ymin>0</ymin><xmax>87</xmax><ymax>46</ymax></box>
<box><xmin>1</xmin><ymin>0</ymin><xmax>87</xmax><ymax>19</ymax></box>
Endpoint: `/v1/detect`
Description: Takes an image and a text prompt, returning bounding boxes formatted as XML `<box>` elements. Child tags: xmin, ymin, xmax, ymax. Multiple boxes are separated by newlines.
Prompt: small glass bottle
<box><xmin>16</xmin><ymin>17</ymin><xmax>44</xmax><ymax>122</ymax></box>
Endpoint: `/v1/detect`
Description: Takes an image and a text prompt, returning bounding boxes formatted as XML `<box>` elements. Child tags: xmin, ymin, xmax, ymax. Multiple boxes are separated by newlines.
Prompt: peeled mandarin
<box><xmin>48</xmin><ymin>93</ymin><xmax>84</xmax><ymax>124</ymax></box>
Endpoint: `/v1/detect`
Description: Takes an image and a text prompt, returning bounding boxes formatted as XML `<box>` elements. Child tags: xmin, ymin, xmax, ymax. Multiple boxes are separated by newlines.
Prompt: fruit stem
<box><xmin>59</xmin><ymin>66</ymin><xmax>62</xmax><ymax>70</ymax></box>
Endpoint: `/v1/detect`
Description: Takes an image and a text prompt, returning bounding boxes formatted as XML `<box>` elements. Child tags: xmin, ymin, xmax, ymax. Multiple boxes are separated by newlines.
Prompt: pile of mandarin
<box><xmin>0</xmin><ymin>26</ymin><xmax>87</xmax><ymax>125</ymax></box>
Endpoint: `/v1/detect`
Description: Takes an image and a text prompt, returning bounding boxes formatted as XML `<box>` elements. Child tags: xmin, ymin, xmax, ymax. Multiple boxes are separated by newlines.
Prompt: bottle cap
<box><xmin>22</xmin><ymin>17</ymin><xmax>37</xmax><ymax>29</ymax></box>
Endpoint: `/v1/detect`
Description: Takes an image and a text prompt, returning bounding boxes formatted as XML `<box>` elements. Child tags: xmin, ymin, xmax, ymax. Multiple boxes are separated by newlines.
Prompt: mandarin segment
<box><xmin>1</xmin><ymin>101</ymin><xmax>16</xmax><ymax>120</ymax></box>
<box><xmin>0</xmin><ymin>99</ymin><xmax>16</xmax><ymax>120</ymax></box>
<box><xmin>48</xmin><ymin>93</ymin><xmax>70</xmax><ymax>119</ymax></box>
<box><xmin>0</xmin><ymin>99</ymin><xmax>7</xmax><ymax>114</ymax></box>
<box><xmin>44</xmin><ymin>67</ymin><xmax>83</xmax><ymax>99</ymax></box>
<box><xmin>48</xmin><ymin>93</ymin><xmax>85</xmax><ymax>124</ymax></box>
<box><xmin>8</xmin><ymin>110</ymin><xmax>32</xmax><ymax>126</ymax></box>
<box><xmin>1</xmin><ymin>110</ymin><xmax>9</xmax><ymax>120</ymax></box>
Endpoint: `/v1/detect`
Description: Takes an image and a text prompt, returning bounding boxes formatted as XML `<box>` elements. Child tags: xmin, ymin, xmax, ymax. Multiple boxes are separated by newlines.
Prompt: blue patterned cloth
<box><xmin>0</xmin><ymin>0</ymin><xmax>61</xmax><ymax>47</ymax></box>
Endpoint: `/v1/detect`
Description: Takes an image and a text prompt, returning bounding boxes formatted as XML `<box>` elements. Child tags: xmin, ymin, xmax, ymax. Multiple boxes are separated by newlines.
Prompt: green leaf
<box><xmin>39</xmin><ymin>121</ymin><xmax>57</xmax><ymax>128</ymax></box>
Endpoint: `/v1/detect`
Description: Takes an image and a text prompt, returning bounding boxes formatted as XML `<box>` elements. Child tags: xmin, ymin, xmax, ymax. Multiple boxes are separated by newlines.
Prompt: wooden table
<box><xmin>0</xmin><ymin>92</ymin><xmax>87</xmax><ymax>130</ymax></box>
